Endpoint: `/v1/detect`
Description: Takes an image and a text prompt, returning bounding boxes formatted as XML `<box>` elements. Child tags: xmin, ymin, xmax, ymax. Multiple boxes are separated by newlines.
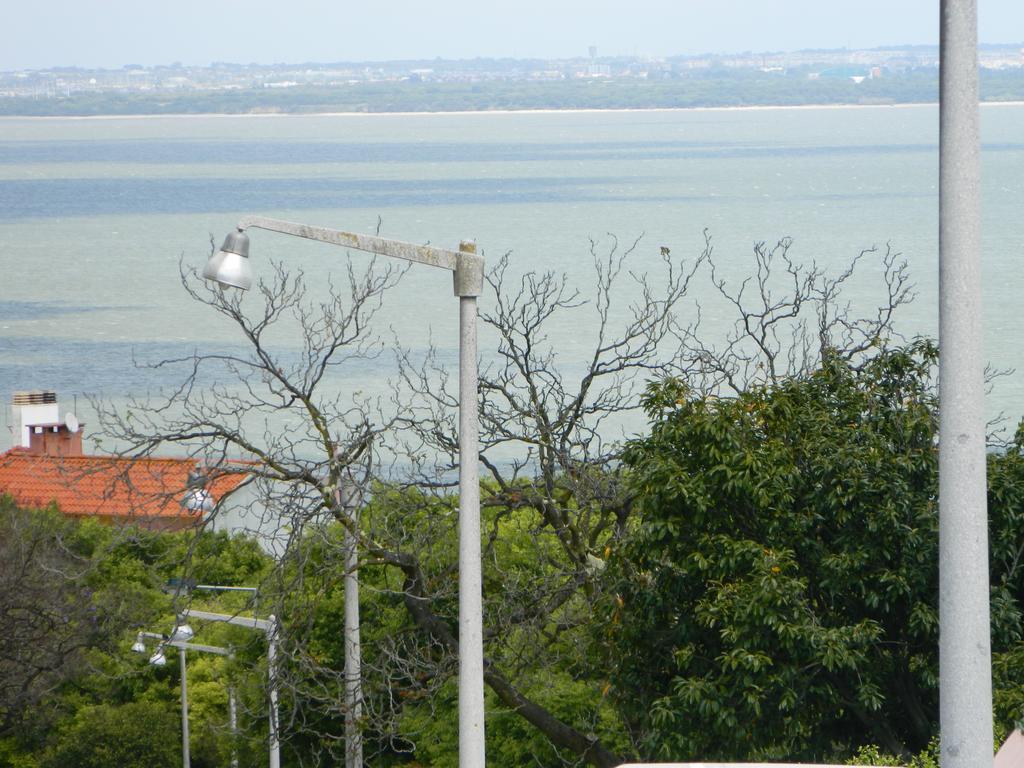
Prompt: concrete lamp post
<box><xmin>937</xmin><ymin>2</ymin><xmax>993</xmax><ymax>767</ymax></box>
<box><xmin>204</xmin><ymin>216</ymin><xmax>487</xmax><ymax>768</ymax></box>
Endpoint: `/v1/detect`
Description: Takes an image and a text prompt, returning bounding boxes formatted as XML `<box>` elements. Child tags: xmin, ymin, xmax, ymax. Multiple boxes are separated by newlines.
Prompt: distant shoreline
<box><xmin>4</xmin><ymin>100</ymin><xmax>1024</xmax><ymax>120</ymax></box>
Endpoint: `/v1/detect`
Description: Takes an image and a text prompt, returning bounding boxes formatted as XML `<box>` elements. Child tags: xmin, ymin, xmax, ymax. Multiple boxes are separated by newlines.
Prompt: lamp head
<box><xmin>204</xmin><ymin>228</ymin><xmax>253</xmax><ymax>290</ymax></box>
<box><xmin>182</xmin><ymin>488</ymin><xmax>214</xmax><ymax>513</ymax></box>
<box><xmin>131</xmin><ymin>634</ymin><xmax>146</xmax><ymax>654</ymax></box>
<box><xmin>149</xmin><ymin>649</ymin><xmax>167</xmax><ymax>667</ymax></box>
<box><xmin>171</xmin><ymin>624</ymin><xmax>194</xmax><ymax>642</ymax></box>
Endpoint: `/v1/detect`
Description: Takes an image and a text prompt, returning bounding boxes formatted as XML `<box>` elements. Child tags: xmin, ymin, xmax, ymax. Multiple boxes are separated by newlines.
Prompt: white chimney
<box><xmin>10</xmin><ymin>391</ymin><xmax>60</xmax><ymax>448</ymax></box>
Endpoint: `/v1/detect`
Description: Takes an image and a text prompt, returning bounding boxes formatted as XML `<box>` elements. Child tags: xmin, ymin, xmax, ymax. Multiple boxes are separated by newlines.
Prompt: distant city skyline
<box><xmin>2</xmin><ymin>0</ymin><xmax>1023</xmax><ymax>72</ymax></box>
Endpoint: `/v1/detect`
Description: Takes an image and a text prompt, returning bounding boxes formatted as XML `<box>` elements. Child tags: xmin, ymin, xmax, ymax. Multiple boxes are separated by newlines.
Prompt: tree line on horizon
<box><xmin>4</xmin><ymin>68</ymin><xmax>1024</xmax><ymax>116</ymax></box>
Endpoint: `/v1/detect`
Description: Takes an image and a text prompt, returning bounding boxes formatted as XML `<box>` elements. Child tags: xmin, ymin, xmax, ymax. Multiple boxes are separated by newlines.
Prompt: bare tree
<box><xmin>0</xmin><ymin>504</ymin><xmax>115</xmax><ymax>733</ymax></box>
<box><xmin>96</xmin><ymin>256</ymin><xmax>404</xmax><ymax>761</ymax></box>
<box><xmin>380</xmin><ymin>233</ymin><xmax>707</xmax><ymax>766</ymax></box>
<box><xmin>98</xmin><ymin>232</ymin><xmax>912</xmax><ymax>767</ymax></box>
<box><xmin>676</xmin><ymin>236</ymin><xmax>913</xmax><ymax>395</ymax></box>
<box><xmin>382</xmin><ymin>232</ymin><xmax>913</xmax><ymax>766</ymax></box>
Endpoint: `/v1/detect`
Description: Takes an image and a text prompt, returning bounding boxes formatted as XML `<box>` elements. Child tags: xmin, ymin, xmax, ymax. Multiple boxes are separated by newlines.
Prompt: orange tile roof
<box><xmin>0</xmin><ymin>449</ymin><xmax>247</xmax><ymax>524</ymax></box>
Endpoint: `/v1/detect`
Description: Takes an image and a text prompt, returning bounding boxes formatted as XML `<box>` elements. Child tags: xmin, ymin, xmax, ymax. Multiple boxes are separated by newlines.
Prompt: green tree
<box><xmin>0</xmin><ymin>500</ymin><xmax>144</xmax><ymax>734</ymax></box>
<box><xmin>608</xmin><ymin>340</ymin><xmax>1024</xmax><ymax>762</ymax></box>
<box><xmin>0</xmin><ymin>501</ymin><xmax>272</xmax><ymax>767</ymax></box>
<box><xmin>610</xmin><ymin>343</ymin><xmax>943</xmax><ymax>761</ymax></box>
<box><xmin>43</xmin><ymin>701</ymin><xmax>180</xmax><ymax>768</ymax></box>
<box><xmin>988</xmin><ymin>421</ymin><xmax>1024</xmax><ymax>733</ymax></box>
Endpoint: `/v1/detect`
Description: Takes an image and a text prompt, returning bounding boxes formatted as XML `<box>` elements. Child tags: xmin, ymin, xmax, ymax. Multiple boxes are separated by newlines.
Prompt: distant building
<box><xmin>0</xmin><ymin>391</ymin><xmax>246</xmax><ymax>531</ymax></box>
<box><xmin>812</xmin><ymin>66</ymin><xmax>872</xmax><ymax>82</ymax></box>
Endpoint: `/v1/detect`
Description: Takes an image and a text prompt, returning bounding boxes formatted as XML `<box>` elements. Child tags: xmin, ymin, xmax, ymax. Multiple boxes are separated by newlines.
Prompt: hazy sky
<box><xmin>4</xmin><ymin>0</ymin><xmax>1023</xmax><ymax>71</ymax></box>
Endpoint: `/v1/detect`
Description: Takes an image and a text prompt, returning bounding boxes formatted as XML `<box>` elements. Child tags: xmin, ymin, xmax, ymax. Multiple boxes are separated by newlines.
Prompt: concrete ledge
<box><xmin>618</xmin><ymin>764</ymin><xmax>898</xmax><ymax>768</ymax></box>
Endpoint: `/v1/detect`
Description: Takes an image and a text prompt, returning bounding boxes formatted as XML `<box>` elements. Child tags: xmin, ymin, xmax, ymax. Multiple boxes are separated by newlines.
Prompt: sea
<box><xmin>1</xmin><ymin>105</ymin><xmax>1022</xmax><ymax>453</ymax></box>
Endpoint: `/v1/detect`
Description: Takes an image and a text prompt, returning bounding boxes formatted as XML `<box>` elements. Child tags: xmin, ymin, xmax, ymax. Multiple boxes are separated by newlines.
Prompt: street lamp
<box><xmin>182</xmin><ymin>466</ymin><xmax>217</xmax><ymax>513</ymax></box>
<box><xmin>182</xmin><ymin>488</ymin><xmax>215</xmax><ymax>513</ymax></box>
<box><xmin>132</xmin><ymin>631</ymin><xmax>235</xmax><ymax>768</ymax></box>
<box><xmin>182</xmin><ymin>608</ymin><xmax>283</xmax><ymax>768</ymax></box>
<box><xmin>205</xmin><ymin>216</ymin><xmax>487</xmax><ymax>768</ymax></box>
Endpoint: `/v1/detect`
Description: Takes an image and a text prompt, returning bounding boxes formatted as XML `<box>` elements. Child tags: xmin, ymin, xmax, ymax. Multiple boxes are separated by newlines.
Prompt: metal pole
<box><xmin>339</xmin><ymin>476</ymin><xmax>364</xmax><ymax>768</ymax></box>
<box><xmin>938</xmin><ymin>3</ymin><xmax>993</xmax><ymax>768</ymax></box>
<box><xmin>457</xmin><ymin>241</ymin><xmax>486</xmax><ymax>768</ymax></box>
<box><xmin>180</xmin><ymin>647</ymin><xmax>191</xmax><ymax>768</ymax></box>
<box><xmin>267</xmin><ymin>615</ymin><xmax>281</xmax><ymax>768</ymax></box>
<box><xmin>229</xmin><ymin>686</ymin><xmax>239</xmax><ymax>768</ymax></box>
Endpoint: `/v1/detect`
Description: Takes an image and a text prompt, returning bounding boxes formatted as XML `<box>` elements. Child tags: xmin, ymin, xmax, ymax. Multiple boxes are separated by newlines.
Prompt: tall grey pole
<box><xmin>180</xmin><ymin>647</ymin><xmax>191</xmax><ymax>768</ymax></box>
<box><xmin>338</xmin><ymin>475</ymin><xmax>364</xmax><ymax>768</ymax></box>
<box><xmin>457</xmin><ymin>241</ymin><xmax>486</xmax><ymax>768</ymax></box>
<box><xmin>938</xmin><ymin>3</ymin><xmax>993</xmax><ymax>768</ymax></box>
<box><xmin>268</xmin><ymin>615</ymin><xmax>281</xmax><ymax>768</ymax></box>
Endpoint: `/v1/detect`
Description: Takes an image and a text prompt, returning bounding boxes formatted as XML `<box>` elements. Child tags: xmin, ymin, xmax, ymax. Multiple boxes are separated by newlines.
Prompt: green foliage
<box><xmin>6</xmin><ymin>68</ymin><xmax>1024</xmax><ymax>117</ymax></box>
<box><xmin>0</xmin><ymin>502</ymin><xmax>272</xmax><ymax>767</ymax></box>
<box><xmin>486</xmin><ymin>673</ymin><xmax>631</xmax><ymax>767</ymax></box>
<box><xmin>9</xmin><ymin>332</ymin><xmax>1024</xmax><ymax>766</ymax></box>
<box><xmin>849</xmin><ymin>737</ymin><xmax>938</xmax><ymax>768</ymax></box>
<box><xmin>277</xmin><ymin>484</ymin><xmax>630</xmax><ymax>766</ymax></box>
<box><xmin>42</xmin><ymin>701</ymin><xmax>180</xmax><ymax>768</ymax></box>
<box><xmin>988</xmin><ymin>421</ymin><xmax>1024</xmax><ymax>733</ymax></box>
<box><xmin>0</xmin><ymin>500</ymin><xmax>139</xmax><ymax>736</ymax></box>
<box><xmin>0</xmin><ymin>737</ymin><xmax>41</xmax><ymax>768</ymax></box>
<box><xmin>168</xmin><ymin>529</ymin><xmax>271</xmax><ymax>587</ymax></box>
<box><xmin>607</xmin><ymin>341</ymin><xmax>1024</xmax><ymax>762</ymax></box>
<box><xmin>609</xmin><ymin>343</ymin><xmax>944</xmax><ymax>761</ymax></box>
<box><xmin>396</xmin><ymin>673</ymin><xmax>630</xmax><ymax>768</ymax></box>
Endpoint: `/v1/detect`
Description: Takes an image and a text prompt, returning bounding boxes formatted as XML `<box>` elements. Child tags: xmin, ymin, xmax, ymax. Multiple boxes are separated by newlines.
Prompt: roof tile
<box><xmin>0</xmin><ymin>449</ymin><xmax>247</xmax><ymax>524</ymax></box>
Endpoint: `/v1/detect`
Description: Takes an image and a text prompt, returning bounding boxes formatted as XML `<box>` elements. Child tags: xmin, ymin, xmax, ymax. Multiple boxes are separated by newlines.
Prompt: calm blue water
<box><xmin>1</xmin><ymin>106</ymin><xmax>1022</xmax><ymax>450</ymax></box>
<box><xmin>2</xmin><ymin>137</ymin><xmax>976</xmax><ymax>166</ymax></box>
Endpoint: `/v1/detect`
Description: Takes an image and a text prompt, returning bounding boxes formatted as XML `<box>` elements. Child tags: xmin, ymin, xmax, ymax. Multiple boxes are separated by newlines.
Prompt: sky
<box><xmin>3</xmin><ymin>0</ymin><xmax>1023</xmax><ymax>71</ymax></box>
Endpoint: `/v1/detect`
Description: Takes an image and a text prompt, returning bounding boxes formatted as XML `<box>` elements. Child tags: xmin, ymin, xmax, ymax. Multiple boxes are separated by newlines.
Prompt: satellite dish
<box><xmin>64</xmin><ymin>413</ymin><xmax>79</xmax><ymax>433</ymax></box>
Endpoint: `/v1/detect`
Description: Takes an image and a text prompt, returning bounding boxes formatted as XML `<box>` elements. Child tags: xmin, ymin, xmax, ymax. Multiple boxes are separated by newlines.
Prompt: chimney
<box><xmin>26</xmin><ymin>422</ymin><xmax>83</xmax><ymax>457</ymax></box>
<box><xmin>10</xmin><ymin>391</ymin><xmax>83</xmax><ymax>456</ymax></box>
<box><xmin>11</xmin><ymin>390</ymin><xmax>59</xmax><ymax>447</ymax></box>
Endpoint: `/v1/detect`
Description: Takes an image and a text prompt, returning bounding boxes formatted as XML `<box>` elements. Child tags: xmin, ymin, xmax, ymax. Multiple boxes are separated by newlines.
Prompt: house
<box><xmin>0</xmin><ymin>391</ymin><xmax>246</xmax><ymax>531</ymax></box>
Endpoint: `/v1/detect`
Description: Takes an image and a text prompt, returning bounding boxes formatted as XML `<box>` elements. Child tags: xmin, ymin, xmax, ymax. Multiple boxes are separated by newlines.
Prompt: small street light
<box><xmin>205</xmin><ymin>216</ymin><xmax>487</xmax><ymax>768</ymax></box>
<box><xmin>182</xmin><ymin>608</ymin><xmax>282</xmax><ymax>768</ymax></box>
<box><xmin>132</xmin><ymin>630</ymin><xmax>234</xmax><ymax>768</ymax></box>
<box><xmin>181</xmin><ymin>467</ymin><xmax>217</xmax><ymax>513</ymax></box>
<box><xmin>182</xmin><ymin>488</ymin><xmax>215</xmax><ymax>513</ymax></box>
